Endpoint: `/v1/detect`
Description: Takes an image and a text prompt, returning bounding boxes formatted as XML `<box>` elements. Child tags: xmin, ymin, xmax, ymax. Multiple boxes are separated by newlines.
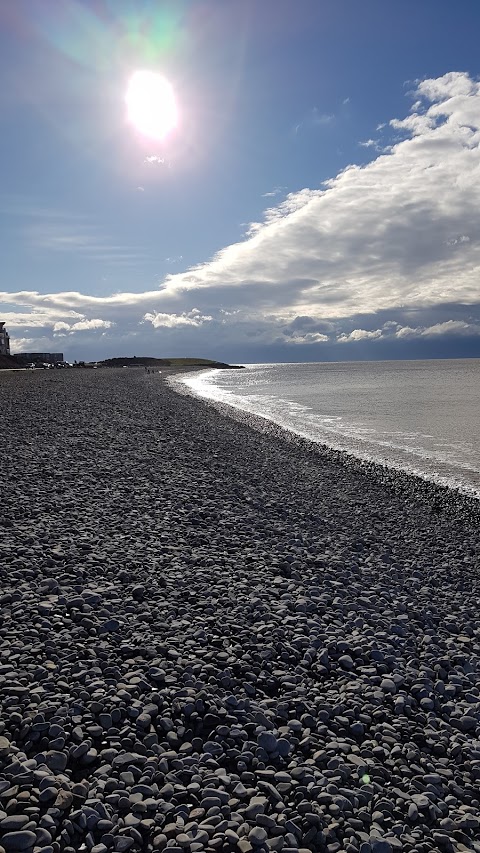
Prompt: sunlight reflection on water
<box><xmin>177</xmin><ymin>359</ymin><xmax>480</xmax><ymax>498</ymax></box>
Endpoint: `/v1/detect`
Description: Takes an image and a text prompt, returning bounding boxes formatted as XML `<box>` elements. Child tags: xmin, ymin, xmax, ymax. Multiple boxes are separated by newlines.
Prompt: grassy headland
<box><xmin>97</xmin><ymin>356</ymin><xmax>244</xmax><ymax>369</ymax></box>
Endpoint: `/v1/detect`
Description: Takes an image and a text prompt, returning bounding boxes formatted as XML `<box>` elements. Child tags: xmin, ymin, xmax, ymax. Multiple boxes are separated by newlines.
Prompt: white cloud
<box><xmin>445</xmin><ymin>234</ymin><xmax>470</xmax><ymax>246</ymax></box>
<box><xmin>421</xmin><ymin>319</ymin><xmax>480</xmax><ymax>337</ymax></box>
<box><xmin>337</xmin><ymin>328</ymin><xmax>382</xmax><ymax>343</ymax></box>
<box><xmin>392</xmin><ymin>320</ymin><xmax>480</xmax><ymax>339</ymax></box>
<box><xmin>3</xmin><ymin>72</ymin><xmax>480</xmax><ymax>358</ymax></box>
<box><xmin>69</xmin><ymin>319</ymin><xmax>113</xmax><ymax>332</ymax></box>
<box><xmin>143</xmin><ymin>310</ymin><xmax>213</xmax><ymax>329</ymax></box>
<box><xmin>390</xmin><ymin>113</ymin><xmax>436</xmax><ymax>136</ymax></box>
<box><xmin>262</xmin><ymin>186</ymin><xmax>286</xmax><ymax>198</ymax></box>
<box><xmin>2</xmin><ymin>309</ymin><xmax>113</xmax><ymax>334</ymax></box>
<box><xmin>395</xmin><ymin>326</ymin><xmax>417</xmax><ymax>339</ymax></box>
<box><xmin>286</xmin><ymin>332</ymin><xmax>329</xmax><ymax>345</ymax></box>
<box><xmin>416</xmin><ymin>71</ymin><xmax>475</xmax><ymax>101</ymax></box>
<box><xmin>137</xmin><ymin>71</ymin><xmax>480</xmax><ymax>324</ymax></box>
<box><xmin>9</xmin><ymin>334</ymin><xmax>64</xmax><ymax>353</ymax></box>
<box><xmin>9</xmin><ymin>336</ymin><xmax>37</xmax><ymax>351</ymax></box>
<box><xmin>144</xmin><ymin>155</ymin><xmax>166</xmax><ymax>165</ymax></box>
<box><xmin>2</xmin><ymin>310</ymin><xmax>84</xmax><ymax>329</ymax></box>
<box><xmin>336</xmin><ymin>320</ymin><xmax>480</xmax><ymax>343</ymax></box>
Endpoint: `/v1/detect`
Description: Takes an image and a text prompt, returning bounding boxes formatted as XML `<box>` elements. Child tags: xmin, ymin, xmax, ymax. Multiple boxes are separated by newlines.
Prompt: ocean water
<box><xmin>178</xmin><ymin>359</ymin><xmax>480</xmax><ymax>498</ymax></box>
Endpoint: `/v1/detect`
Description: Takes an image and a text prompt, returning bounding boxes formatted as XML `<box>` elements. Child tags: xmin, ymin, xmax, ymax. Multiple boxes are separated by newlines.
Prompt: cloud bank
<box><xmin>2</xmin><ymin>71</ymin><xmax>480</xmax><ymax>360</ymax></box>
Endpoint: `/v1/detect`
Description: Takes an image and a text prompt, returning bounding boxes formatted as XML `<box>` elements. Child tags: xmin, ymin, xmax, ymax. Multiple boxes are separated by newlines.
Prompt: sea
<box><xmin>177</xmin><ymin>359</ymin><xmax>480</xmax><ymax>499</ymax></box>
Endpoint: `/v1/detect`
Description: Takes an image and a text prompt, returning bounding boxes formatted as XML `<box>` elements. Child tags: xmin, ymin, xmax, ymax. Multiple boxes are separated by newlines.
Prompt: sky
<box><xmin>1</xmin><ymin>0</ymin><xmax>480</xmax><ymax>363</ymax></box>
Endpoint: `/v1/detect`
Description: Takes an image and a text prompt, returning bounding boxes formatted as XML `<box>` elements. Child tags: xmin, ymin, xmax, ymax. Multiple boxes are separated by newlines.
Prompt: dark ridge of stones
<box><xmin>0</xmin><ymin>368</ymin><xmax>479</xmax><ymax>853</ymax></box>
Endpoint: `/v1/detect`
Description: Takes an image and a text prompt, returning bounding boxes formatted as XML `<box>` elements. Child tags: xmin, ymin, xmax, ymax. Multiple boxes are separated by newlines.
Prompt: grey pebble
<box><xmin>249</xmin><ymin>827</ymin><xmax>268</xmax><ymax>846</ymax></box>
<box><xmin>1</xmin><ymin>369</ymin><xmax>480</xmax><ymax>853</ymax></box>
<box><xmin>1</xmin><ymin>830</ymin><xmax>37</xmax><ymax>850</ymax></box>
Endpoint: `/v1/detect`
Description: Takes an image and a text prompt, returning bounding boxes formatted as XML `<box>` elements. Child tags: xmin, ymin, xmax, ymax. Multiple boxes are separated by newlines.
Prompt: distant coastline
<box><xmin>4</xmin><ymin>354</ymin><xmax>245</xmax><ymax>370</ymax></box>
<box><xmin>96</xmin><ymin>356</ymin><xmax>244</xmax><ymax>369</ymax></box>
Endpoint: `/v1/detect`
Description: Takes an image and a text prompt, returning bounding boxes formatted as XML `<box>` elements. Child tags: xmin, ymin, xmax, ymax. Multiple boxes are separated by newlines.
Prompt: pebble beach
<box><xmin>1</xmin><ymin>368</ymin><xmax>480</xmax><ymax>853</ymax></box>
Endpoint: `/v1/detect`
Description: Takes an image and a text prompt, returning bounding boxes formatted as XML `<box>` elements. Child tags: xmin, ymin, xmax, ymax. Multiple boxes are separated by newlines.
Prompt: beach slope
<box><xmin>0</xmin><ymin>368</ymin><xmax>479</xmax><ymax>853</ymax></box>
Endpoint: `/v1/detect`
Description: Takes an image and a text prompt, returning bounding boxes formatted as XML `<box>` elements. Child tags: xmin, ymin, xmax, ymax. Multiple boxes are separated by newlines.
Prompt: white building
<box><xmin>0</xmin><ymin>323</ymin><xmax>10</xmax><ymax>356</ymax></box>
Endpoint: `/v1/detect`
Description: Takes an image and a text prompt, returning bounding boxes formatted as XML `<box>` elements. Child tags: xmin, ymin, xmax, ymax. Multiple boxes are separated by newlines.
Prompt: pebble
<box><xmin>0</xmin><ymin>819</ymin><xmax>29</xmax><ymax>833</ymax></box>
<box><xmin>1</xmin><ymin>831</ymin><xmax>37</xmax><ymax>850</ymax></box>
<box><xmin>258</xmin><ymin>732</ymin><xmax>278</xmax><ymax>753</ymax></box>
<box><xmin>0</xmin><ymin>739</ymin><xmax>11</xmax><ymax>759</ymax></box>
<box><xmin>1</xmin><ymin>369</ymin><xmax>480</xmax><ymax>853</ymax></box>
<box><xmin>249</xmin><ymin>827</ymin><xmax>268</xmax><ymax>846</ymax></box>
<box><xmin>371</xmin><ymin>841</ymin><xmax>393</xmax><ymax>853</ymax></box>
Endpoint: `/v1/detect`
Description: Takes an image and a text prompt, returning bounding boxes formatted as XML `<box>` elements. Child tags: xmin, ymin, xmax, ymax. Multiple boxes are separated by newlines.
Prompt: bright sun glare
<box><xmin>126</xmin><ymin>70</ymin><xmax>177</xmax><ymax>141</ymax></box>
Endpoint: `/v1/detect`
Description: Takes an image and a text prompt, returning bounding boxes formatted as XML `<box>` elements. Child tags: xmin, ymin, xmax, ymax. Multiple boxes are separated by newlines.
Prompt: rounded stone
<box><xmin>258</xmin><ymin>732</ymin><xmax>278</xmax><ymax>753</ymax></box>
<box><xmin>2</xmin><ymin>830</ymin><xmax>38</xmax><ymax>850</ymax></box>
<box><xmin>248</xmin><ymin>827</ymin><xmax>268</xmax><ymax>846</ymax></box>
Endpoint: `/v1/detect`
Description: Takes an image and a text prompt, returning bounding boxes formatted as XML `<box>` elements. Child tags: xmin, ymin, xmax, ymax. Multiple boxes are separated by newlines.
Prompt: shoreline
<box><xmin>1</xmin><ymin>368</ymin><xmax>479</xmax><ymax>853</ymax></box>
<box><xmin>169</xmin><ymin>369</ymin><xmax>480</xmax><ymax>521</ymax></box>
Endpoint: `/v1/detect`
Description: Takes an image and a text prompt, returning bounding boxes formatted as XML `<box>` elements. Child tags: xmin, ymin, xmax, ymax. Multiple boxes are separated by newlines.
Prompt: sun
<box><xmin>126</xmin><ymin>70</ymin><xmax>177</xmax><ymax>141</ymax></box>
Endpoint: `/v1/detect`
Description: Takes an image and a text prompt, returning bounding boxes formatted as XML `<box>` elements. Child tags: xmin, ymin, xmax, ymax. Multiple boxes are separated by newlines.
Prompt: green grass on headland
<box><xmin>97</xmin><ymin>357</ymin><xmax>244</xmax><ymax>369</ymax></box>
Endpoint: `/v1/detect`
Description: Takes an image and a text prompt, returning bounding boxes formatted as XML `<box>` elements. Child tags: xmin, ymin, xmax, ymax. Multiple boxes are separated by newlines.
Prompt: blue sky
<box><xmin>1</xmin><ymin>0</ymin><xmax>480</xmax><ymax>362</ymax></box>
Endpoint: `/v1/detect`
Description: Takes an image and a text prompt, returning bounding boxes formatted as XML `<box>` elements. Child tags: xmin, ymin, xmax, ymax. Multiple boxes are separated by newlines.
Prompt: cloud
<box><xmin>262</xmin><ymin>186</ymin><xmax>287</xmax><ymax>198</ymax></box>
<box><xmin>2</xmin><ymin>305</ymin><xmax>114</xmax><ymax>355</ymax></box>
<box><xmin>313</xmin><ymin>111</ymin><xmax>334</xmax><ymax>125</ymax></box>
<box><xmin>1</xmin><ymin>201</ymin><xmax>148</xmax><ymax>267</ymax></box>
<box><xmin>142</xmin><ymin>310</ymin><xmax>213</xmax><ymax>329</ymax></box>
<box><xmin>3</xmin><ymin>72</ymin><xmax>480</xmax><ymax>359</ymax></box>
<box><xmin>285</xmin><ymin>332</ymin><xmax>329</xmax><ymax>345</ymax></box>
<box><xmin>416</xmin><ymin>70</ymin><xmax>475</xmax><ymax>101</ymax></box>
<box><xmin>359</xmin><ymin>138</ymin><xmax>384</xmax><ymax>152</ymax></box>
<box><xmin>144</xmin><ymin>155</ymin><xmax>166</xmax><ymax>165</ymax></box>
<box><xmin>422</xmin><ymin>320</ymin><xmax>480</xmax><ymax>336</ymax></box>
<box><xmin>28</xmin><ymin>222</ymin><xmax>147</xmax><ymax>265</ymax></box>
<box><xmin>337</xmin><ymin>329</ymin><xmax>382</xmax><ymax>343</ymax></box>
<box><xmin>10</xmin><ymin>337</ymin><xmax>39</xmax><ymax>352</ymax></box>
<box><xmin>331</xmin><ymin>318</ymin><xmax>480</xmax><ymax>343</ymax></box>
<box><xmin>2</xmin><ymin>309</ymin><xmax>85</xmax><ymax>329</ymax></box>
<box><xmin>148</xmin><ymin>71</ymin><xmax>480</xmax><ymax>322</ymax></box>
<box><xmin>277</xmin><ymin>316</ymin><xmax>334</xmax><ymax>346</ymax></box>
<box><xmin>69</xmin><ymin>318</ymin><xmax>113</xmax><ymax>332</ymax></box>
<box><xmin>294</xmin><ymin>107</ymin><xmax>335</xmax><ymax>135</ymax></box>
<box><xmin>394</xmin><ymin>326</ymin><xmax>416</xmax><ymax>339</ymax></box>
<box><xmin>10</xmin><ymin>335</ymin><xmax>60</xmax><ymax>353</ymax></box>
<box><xmin>445</xmin><ymin>234</ymin><xmax>470</xmax><ymax>246</ymax></box>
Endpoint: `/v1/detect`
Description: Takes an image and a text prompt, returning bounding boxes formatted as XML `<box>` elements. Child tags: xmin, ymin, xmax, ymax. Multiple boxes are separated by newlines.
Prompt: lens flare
<box><xmin>126</xmin><ymin>70</ymin><xmax>177</xmax><ymax>141</ymax></box>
